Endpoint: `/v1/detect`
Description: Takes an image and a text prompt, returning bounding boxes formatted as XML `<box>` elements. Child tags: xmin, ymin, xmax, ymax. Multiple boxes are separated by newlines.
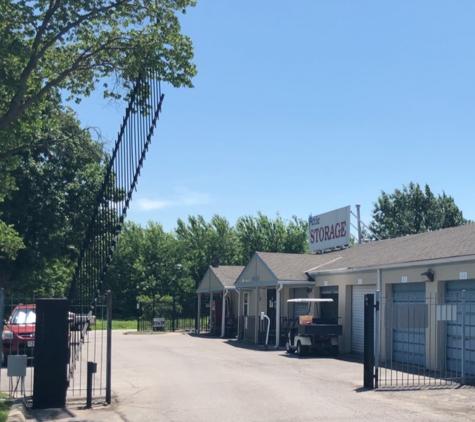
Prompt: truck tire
<box><xmin>297</xmin><ymin>341</ymin><xmax>308</xmax><ymax>357</ymax></box>
<box><xmin>285</xmin><ymin>341</ymin><xmax>295</xmax><ymax>354</ymax></box>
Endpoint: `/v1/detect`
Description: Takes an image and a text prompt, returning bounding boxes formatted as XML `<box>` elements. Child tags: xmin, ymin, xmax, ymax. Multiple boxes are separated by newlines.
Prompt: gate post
<box><xmin>461</xmin><ymin>290</ymin><xmax>466</xmax><ymax>384</ymax></box>
<box><xmin>363</xmin><ymin>294</ymin><xmax>375</xmax><ymax>389</ymax></box>
<box><xmin>106</xmin><ymin>290</ymin><xmax>112</xmax><ymax>404</ymax></box>
<box><xmin>374</xmin><ymin>291</ymin><xmax>380</xmax><ymax>389</ymax></box>
<box><xmin>33</xmin><ymin>298</ymin><xmax>69</xmax><ymax>409</ymax></box>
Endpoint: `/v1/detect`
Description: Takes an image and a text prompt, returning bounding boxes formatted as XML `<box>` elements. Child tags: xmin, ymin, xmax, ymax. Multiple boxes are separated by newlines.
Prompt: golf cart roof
<box><xmin>287</xmin><ymin>298</ymin><xmax>333</xmax><ymax>303</ymax></box>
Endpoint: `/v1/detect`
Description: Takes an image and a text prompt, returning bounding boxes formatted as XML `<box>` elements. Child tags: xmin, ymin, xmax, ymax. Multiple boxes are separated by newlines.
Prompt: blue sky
<box><xmin>73</xmin><ymin>1</ymin><xmax>475</xmax><ymax>235</ymax></box>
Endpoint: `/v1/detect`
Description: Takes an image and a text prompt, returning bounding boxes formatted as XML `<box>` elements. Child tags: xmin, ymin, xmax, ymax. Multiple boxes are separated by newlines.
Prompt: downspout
<box><xmin>221</xmin><ymin>288</ymin><xmax>229</xmax><ymax>338</ymax></box>
<box><xmin>275</xmin><ymin>284</ymin><xmax>284</xmax><ymax>349</ymax></box>
<box><xmin>235</xmin><ymin>288</ymin><xmax>241</xmax><ymax>339</ymax></box>
<box><xmin>209</xmin><ymin>290</ymin><xmax>213</xmax><ymax>333</ymax></box>
<box><xmin>197</xmin><ymin>293</ymin><xmax>201</xmax><ymax>334</ymax></box>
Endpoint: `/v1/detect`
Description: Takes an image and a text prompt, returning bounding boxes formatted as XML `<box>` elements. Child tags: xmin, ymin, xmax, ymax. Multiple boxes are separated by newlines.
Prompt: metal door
<box><xmin>320</xmin><ymin>286</ymin><xmax>338</xmax><ymax>322</ymax></box>
<box><xmin>392</xmin><ymin>283</ymin><xmax>426</xmax><ymax>366</ymax></box>
<box><xmin>446</xmin><ymin>281</ymin><xmax>475</xmax><ymax>376</ymax></box>
<box><xmin>352</xmin><ymin>285</ymin><xmax>376</xmax><ymax>354</ymax></box>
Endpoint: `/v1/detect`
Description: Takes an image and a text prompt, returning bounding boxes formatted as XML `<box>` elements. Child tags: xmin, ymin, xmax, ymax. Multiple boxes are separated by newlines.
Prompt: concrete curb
<box><xmin>6</xmin><ymin>399</ymin><xmax>29</xmax><ymax>422</ymax></box>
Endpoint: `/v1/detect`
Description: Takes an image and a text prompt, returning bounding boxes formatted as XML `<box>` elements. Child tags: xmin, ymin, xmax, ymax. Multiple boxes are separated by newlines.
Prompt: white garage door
<box><xmin>352</xmin><ymin>285</ymin><xmax>376</xmax><ymax>354</ymax></box>
<box><xmin>446</xmin><ymin>281</ymin><xmax>475</xmax><ymax>376</ymax></box>
<box><xmin>392</xmin><ymin>283</ymin><xmax>426</xmax><ymax>366</ymax></box>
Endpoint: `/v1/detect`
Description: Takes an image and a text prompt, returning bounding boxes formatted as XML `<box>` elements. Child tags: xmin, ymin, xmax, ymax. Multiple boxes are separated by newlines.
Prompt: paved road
<box><xmin>5</xmin><ymin>331</ymin><xmax>475</xmax><ymax>421</ymax></box>
<box><xmin>89</xmin><ymin>331</ymin><xmax>475</xmax><ymax>422</ymax></box>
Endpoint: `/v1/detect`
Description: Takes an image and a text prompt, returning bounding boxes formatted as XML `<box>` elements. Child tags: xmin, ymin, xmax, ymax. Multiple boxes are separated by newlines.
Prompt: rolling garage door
<box><xmin>351</xmin><ymin>285</ymin><xmax>376</xmax><ymax>354</ymax></box>
<box><xmin>293</xmin><ymin>288</ymin><xmax>309</xmax><ymax>319</ymax></box>
<box><xmin>446</xmin><ymin>281</ymin><xmax>475</xmax><ymax>376</ymax></box>
<box><xmin>392</xmin><ymin>283</ymin><xmax>426</xmax><ymax>366</ymax></box>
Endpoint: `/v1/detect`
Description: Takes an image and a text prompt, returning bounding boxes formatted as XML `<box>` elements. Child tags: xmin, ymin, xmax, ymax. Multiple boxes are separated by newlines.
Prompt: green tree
<box><xmin>0</xmin><ymin>106</ymin><xmax>107</xmax><ymax>293</ymax></box>
<box><xmin>369</xmin><ymin>182</ymin><xmax>470</xmax><ymax>239</ymax></box>
<box><xmin>0</xmin><ymin>0</ymin><xmax>196</xmax><ymax>260</ymax></box>
<box><xmin>0</xmin><ymin>0</ymin><xmax>197</xmax><ymax>136</ymax></box>
<box><xmin>235</xmin><ymin>213</ymin><xmax>308</xmax><ymax>261</ymax></box>
<box><xmin>175</xmin><ymin>215</ymin><xmax>241</xmax><ymax>288</ymax></box>
<box><xmin>105</xmin><ymin>221</ymin><xmax>195</xmax><ymax>318</ymax></box>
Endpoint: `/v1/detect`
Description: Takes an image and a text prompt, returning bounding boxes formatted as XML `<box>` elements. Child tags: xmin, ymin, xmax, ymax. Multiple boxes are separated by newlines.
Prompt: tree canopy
<box><xmin>0</xmin><ymin>0</ymin><xmax>197</xmax><ymax>136</ymax></box>
<box><xmin>0</xmin><ymin>99</ymin><xmax>107</xmax><ymax>293</ymax></box>
<box><xmin>369</xmin><ymin>182</ymin><xmax>470</xmax><ymax>239</ymax></box>
<box><xmin>0</xmin><ymin>0</ymin><xmax>196</xmax><ymax>265</ymax></box>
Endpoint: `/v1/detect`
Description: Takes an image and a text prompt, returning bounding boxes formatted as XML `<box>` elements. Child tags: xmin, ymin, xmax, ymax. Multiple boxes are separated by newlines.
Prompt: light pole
<box><xmin>173</xmin><ymin>264</ymin><xmax>183</xmax><ymax>332</ymax></box>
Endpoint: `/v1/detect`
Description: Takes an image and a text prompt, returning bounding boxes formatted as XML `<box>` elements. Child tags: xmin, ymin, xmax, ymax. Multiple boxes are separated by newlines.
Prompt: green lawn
<box><xmin>0</xmin><ymin>394</ymin><xmax>13</xmax><ymax>422</ymax></box>
<box><xmin>91</xmin><ymin>319</ymin><xmax>137</xmax><ymax>330</ymax></box>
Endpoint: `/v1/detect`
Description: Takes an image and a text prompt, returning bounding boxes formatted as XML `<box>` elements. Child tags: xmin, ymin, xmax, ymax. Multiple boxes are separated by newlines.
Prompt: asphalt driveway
<box><xmin>102</xmin><ymin>331</ymin><xmax>475</xmax><ymax>422</ymax></box>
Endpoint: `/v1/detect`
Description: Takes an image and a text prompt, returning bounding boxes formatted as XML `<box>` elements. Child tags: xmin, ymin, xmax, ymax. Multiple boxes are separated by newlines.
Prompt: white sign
<box><xmin>308</xmin><ymin>206</ymin><xmax>351</xmax><ymax>251</ymax></box>
<box><xmin>358</xmin><ymin>279</ymin><xmax>363</xmax><ymax>285</ymax></box>
<box><xmin>153</xmin><ymin>318</ymin><xmax>165</xmax><ymax>329</ymax></box>
<box><xmin>401</xmin><ymin>276</ymin><xmax>408</xmax><ymax>283</ymax></box>
<box><xmin>460</xmin><ymin>272</ymin><xmax>468</xmax><ymax>280</ymax></box>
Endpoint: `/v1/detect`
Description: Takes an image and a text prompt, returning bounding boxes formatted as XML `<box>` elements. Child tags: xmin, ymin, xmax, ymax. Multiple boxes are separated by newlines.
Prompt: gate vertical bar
<box><xmin>461</xmin><ymin>290</ymin><xmax>465</xmax><ymax>384</ymax></box>
<box><xmin>374</xmin><ymin>291</ymin><xmax>380</xmax><ymax>389</ymax></box>
<box><xmin>106</xmin><ymin>290</ymin><xmax>112</xmax><ymax>404</ymax></box>
<box><xmin>0</xmin><ymin>288</ymin><xmax>4</xmax><ymax>390</ymax></box>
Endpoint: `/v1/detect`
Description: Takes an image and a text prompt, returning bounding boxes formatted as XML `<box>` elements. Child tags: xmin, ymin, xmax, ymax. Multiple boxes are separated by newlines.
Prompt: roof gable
<box><xmin>196</xmin><ymin>265</ymin><xmax>244</xmax><ymax>293</ymax></box>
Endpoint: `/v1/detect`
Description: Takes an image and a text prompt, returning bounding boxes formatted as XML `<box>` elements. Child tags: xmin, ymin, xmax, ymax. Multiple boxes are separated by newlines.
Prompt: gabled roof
<box><xmin>196</xmin><ymin>265</ymin><xmax>245</xmax><ymax>293</ymax></box>
<box><xmin>310</xmin><ymin>223</ymin><xmax>475</xmax><ymax>273</ymax></box>
<box><xmin>210</xmin><ymin>265</ymin><xmax>245</xmax><ymax>286</ymax></box>
<box><xmin>255</xmin><ymin>251</ymin><xmax>344</xmax><ymax>281</ymax></box>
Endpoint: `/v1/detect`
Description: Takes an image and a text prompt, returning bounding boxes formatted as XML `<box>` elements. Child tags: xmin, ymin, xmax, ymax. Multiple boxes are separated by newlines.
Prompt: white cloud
<box><xmin>137</xmin><ymin>188</ymin><xmax>210</xmax><ymax>211</ymax></box>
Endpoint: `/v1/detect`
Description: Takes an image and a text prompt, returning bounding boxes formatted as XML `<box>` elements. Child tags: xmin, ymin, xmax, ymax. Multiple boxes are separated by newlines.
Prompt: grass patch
<box><xmin>91</xmin><ymin>319</ymin><xmax>137</xmax><ymax>330</ymax></box>
<box><xmin>0</xmin><ymin>393</ymin><xmax>13</xmax><ymax>422</ymax></box>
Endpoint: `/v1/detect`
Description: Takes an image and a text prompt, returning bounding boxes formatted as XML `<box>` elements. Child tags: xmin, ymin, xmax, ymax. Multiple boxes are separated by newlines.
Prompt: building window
<box><xmin>243</xmin><ymin>292</ymin><xmax>249</xmax><ymax>316</ymax></box>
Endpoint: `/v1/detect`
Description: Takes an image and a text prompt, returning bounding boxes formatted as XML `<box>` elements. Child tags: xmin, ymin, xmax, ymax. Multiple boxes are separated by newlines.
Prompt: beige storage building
<box><xmin>234</xmin><ymin>224</ymin><xmax>475</xmax><ymax>378</ymax></box>
<box><xmin>196</xmin><ymin>265</ymin><xmax>244</xmax><ymax>337</ymax></box>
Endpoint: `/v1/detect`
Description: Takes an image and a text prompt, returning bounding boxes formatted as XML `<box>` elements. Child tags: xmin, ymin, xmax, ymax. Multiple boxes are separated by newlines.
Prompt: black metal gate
<box><xmin>375</xmin><ymin>292</ymin><xmax>475</xmax><ymax>388</ymax></box>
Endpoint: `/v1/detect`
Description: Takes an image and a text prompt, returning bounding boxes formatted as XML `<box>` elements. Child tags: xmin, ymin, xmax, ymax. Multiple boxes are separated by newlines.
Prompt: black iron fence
<box><xmin>137</xmin><ymin>297</ymin><xmax>210</xmax><ymax>333</ymax></box>
<box><xmin>65</xmin><ymin>68</ymin><xmax>164</xmax><ymax>401</ymax></box>
<box><xmin>0</xmin><ymin>290</ymin><xmax>110</xmax><ymax>399</ymax></box>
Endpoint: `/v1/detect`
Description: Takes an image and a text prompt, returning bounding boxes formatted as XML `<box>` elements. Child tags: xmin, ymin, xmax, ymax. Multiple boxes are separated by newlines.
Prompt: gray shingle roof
<box><xmin>256</xmin><ymin>223</ymin><xmax>475</xmax><ymax>279</ymax></box>
<box><xmin>316</xmin><ymin>223</ymin><xmax>475</xmax><ymax>272</ymax></box>
<box><xmin>210</xmin><ymin>266</ymin><xmax>245</xmax><ymax>286</ymax></box>
<box><xmin>256</xmin><ymin>251</ymin><xmax>341</xmax><ymax>281</ymax></box>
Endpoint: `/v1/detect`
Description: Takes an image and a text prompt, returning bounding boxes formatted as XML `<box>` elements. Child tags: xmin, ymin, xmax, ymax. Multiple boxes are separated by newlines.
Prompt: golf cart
<box><xmin>285</xmin><ymin>298</ymin><xmax>342</xmax><ymax>357</ymax></box>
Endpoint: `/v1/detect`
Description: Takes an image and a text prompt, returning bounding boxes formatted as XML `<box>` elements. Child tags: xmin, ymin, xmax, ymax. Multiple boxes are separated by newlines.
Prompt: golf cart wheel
<box><xmin>297</xmin><ymin>341</ymin><xmax>307</xmax><ymax>357</ymax></box>
<box><xmin>285</xmin><ymin>341</ymin><xmax>294</xmax><ymax>354</ymax></box>
<box><xmin>330</xmin><ymin>345</ymin><xmax>339</xmax><ymax>357</ymax></box>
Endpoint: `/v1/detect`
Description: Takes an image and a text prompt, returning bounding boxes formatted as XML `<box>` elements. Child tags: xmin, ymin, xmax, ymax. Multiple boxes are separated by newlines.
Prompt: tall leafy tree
<box><xmin>0</xmin><ymin>0</ymin><xmax>196</xmax><ymax>265</ymax></box>
<box><xmin>0</xmin><ymin>0</ymin><xmax>197</xmax><ymax>135</ymax></box>
<box><xmin>175</xmin><ymin>215</ymin><xmax>240</xmax><ymax>288</ymax></box>
<box><xmin>236</xmin><ymin>213</ymin><xmax>308</xmax><ymax>261</ymax></box>
<box><xmin>0</xmin><ymin>103</ymin><xmax>107</xmax><ymax>293</ymax></box>
<box><xmin>369</xmin><ymin>182</ymin><xmax>470</xmax><ymax>239</ymax></box>
<box><xmin>105</xmin><ymin>221</ymin><xmax>196</xmax><ymax>318</ymax></box>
